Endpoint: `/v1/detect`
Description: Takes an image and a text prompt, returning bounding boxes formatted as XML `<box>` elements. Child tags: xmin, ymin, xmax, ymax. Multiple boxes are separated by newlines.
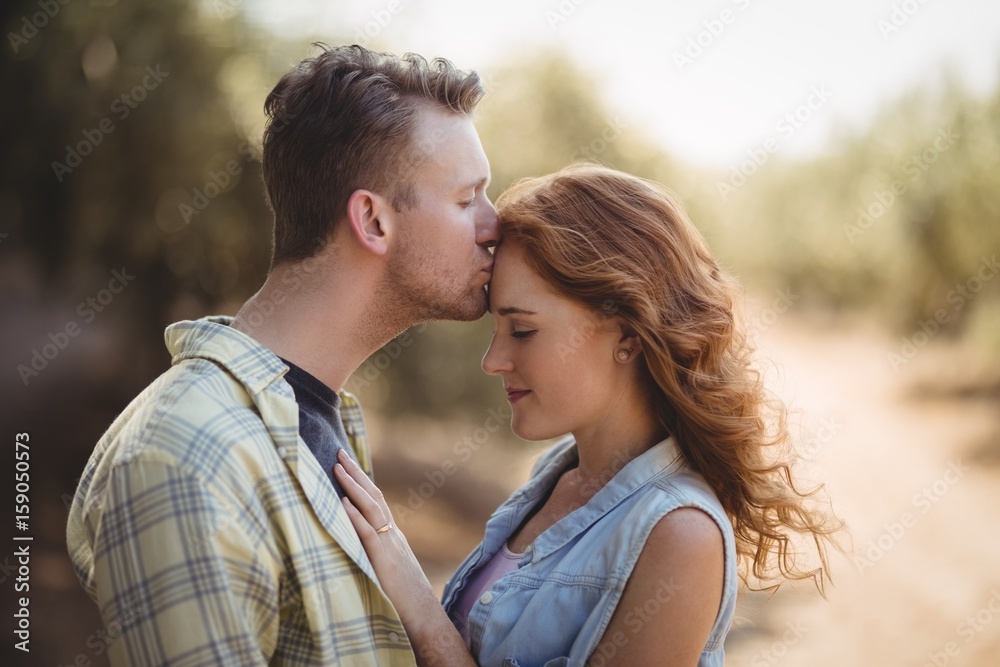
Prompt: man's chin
<box><xmin>415</xmin><ymin>290</ymin><xmax>487</xmax><ymax>324</ymax></box>
<box><xmin>451</xmin><ymin>291</ymin><xmax>489</xmax><ymax>322</ymax></box>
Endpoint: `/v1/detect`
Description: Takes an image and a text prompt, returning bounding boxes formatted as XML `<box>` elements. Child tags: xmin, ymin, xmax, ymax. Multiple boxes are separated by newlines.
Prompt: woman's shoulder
<box><xmin>601</xmin><ymin>464</ymin><xmax>736</xmax><ymax>570</ymax></box>
<box><xmin>643</xmin><ymin>507</ymin><xmax>727</xmax><ymax>573</ymax></box>
<box><xmin>651</xmin><ymin>461</ymin><xmax>731</xmax><ymax>524</ymax></box>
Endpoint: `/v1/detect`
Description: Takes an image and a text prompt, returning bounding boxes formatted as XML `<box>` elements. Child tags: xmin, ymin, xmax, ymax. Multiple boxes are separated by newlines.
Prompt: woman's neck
<box><xmin>569</xmin><ymin>403</ymin><xmax>668</xmax><ymax>493</ymax></box>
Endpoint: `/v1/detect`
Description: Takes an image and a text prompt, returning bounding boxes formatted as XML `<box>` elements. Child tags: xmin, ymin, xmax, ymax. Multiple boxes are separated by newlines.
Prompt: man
<box><xmin>66</xmin><ymin>44</ymin><xmax>497</xmax><ymax>666</ymax></box>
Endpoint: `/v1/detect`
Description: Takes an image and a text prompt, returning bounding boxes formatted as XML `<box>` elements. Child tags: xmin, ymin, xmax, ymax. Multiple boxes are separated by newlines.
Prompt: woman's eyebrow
<box><xmin>495</xmin><ymin>306</ymin><xmax>537</xmax><ymax>316</ymax></box>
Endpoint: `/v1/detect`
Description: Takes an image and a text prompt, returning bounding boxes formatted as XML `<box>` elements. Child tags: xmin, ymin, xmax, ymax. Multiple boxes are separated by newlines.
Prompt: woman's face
<box><xmin>482</xmin><ymin>242</ymin><xmax>625</xmax><ymax>441</ymax></box>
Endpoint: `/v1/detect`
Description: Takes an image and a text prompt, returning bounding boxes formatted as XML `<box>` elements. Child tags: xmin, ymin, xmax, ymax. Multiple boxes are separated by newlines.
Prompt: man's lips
<box><xmin>479</xmin><ymin>263</ymin><xmax>494</xmax><ymax>287</ymax></box>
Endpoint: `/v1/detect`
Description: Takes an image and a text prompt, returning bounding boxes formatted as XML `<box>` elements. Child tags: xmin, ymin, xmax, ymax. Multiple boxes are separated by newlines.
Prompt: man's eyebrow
<box><xmin>495</xmin><ymin>306</ymin><xmax>537</xmax><ymax>316</ymax></box>
<box><xmin>458</xmin><ymin>175</ymin><xmax>490</xmax><ymax>192</ymax></box>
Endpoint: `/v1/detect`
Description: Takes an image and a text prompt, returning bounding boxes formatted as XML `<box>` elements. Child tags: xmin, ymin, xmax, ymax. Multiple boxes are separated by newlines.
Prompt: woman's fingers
<box><xmin>334</xmin><ymin>460</ymin><xmax>389</xmax><ymax>530</ymax></box>
<box><xmin>337</xmin><ymin>449</ymin><xmax>388</xmax><ymax>506</ymax></box>
<box><xmin>341</xmin><ymin>495</ymin><xmax>398</xmax><ymax>573</ymax></box>
<box><xmin>340</xmin><ymin>495</ymin><xmax>377</xmax><ymax>539</ymax></box>
<box><xmin>336</xmin><ymin>456</ymin><xmax>445</xmax><ymax>641</ymax></box>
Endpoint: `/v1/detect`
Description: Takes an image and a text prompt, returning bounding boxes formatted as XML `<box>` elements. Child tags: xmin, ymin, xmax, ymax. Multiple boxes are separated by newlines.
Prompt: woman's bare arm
<box><xmin>588</xmin><ymin>507</ymin><xmax>725</xmax><ymax>666</ymax></box>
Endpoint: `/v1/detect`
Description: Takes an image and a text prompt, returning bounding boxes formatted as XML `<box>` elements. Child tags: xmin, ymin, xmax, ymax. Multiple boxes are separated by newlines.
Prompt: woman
<box><xmin>334</xmin><ymin>164</ymin><xmax>839</xmax><ymax>666</ymax></box>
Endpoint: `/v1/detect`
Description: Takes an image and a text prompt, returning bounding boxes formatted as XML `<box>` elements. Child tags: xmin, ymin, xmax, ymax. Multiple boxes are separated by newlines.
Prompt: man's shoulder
<box><xmin>143</xmin><ymin>355</ymin><xmax>261</xmax><ymax>433</ymax></box>
<box><xmin>68</xmin><ymin>356</ymin><xmax>279</xmax><ymax>590</ymax></box>
<box><xmin>102</xmin><ymin>356</ymin><xmax>276</xmax><ymax>478</ymax></box>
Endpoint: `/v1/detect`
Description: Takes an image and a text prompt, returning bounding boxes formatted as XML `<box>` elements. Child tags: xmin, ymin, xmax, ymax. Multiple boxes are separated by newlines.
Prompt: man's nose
<box><xmin>478</xmin><ymin>199</ymin><xmax>499</xmax><ymax>249</ymax></box>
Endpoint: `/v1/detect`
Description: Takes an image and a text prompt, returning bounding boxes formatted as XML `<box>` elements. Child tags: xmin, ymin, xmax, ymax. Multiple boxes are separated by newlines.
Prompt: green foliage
<box><xmin>1</xmin><ymin>0</ymin><xmax>274</xmax><ymax>340</ymax></box>
<box><xmin>3</xmin><ymin>4</ymin><xmax>996</xmax><ymax>416</ymax></box>
<box><xmin>706</xmin><ymin>70</ymin><xmax>1000</xmax><ymax>340</ymax></box>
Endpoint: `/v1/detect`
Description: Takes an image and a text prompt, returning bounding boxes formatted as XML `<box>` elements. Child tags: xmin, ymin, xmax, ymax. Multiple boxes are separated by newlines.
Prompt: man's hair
<box><xmin>261</xmin><ymin>43</ymin><xmax>485</xmax><ymax>266</ymax></box>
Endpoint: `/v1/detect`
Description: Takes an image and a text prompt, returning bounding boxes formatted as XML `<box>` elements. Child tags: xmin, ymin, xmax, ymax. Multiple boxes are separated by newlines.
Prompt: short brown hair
<box><xmin>262</xmin><ymin>44</ymin><xmax>484</xmax><ymax>266</ymax></box>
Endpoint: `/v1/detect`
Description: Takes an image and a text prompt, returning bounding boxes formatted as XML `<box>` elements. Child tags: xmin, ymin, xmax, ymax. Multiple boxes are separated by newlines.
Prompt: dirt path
<box><xmin>723</xmin><ymin>317</ymin><xmax>1000</xmax><ymax>667</ymax></box>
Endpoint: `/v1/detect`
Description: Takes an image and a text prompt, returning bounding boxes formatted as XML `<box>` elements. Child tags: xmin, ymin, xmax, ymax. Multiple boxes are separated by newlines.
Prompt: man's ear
<box><xmin>345</xmin><ymin>189</ymin><xmax>392</xmax><ymax>256</ymax></box>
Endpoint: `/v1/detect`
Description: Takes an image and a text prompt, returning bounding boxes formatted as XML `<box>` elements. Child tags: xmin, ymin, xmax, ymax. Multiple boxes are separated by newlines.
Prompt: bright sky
<box><xmin>245</xmin><ymin>0</ymin><xmax>1000</xmax><ymax>168</ymax></box>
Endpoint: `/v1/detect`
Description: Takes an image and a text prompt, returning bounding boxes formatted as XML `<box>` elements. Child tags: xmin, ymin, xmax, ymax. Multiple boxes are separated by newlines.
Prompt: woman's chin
<box><xmin>511</xmin><ymin>418</ymin><xmax>563</xmax><ymax>443</ymax></box>
<box><xmin>510</xmin><ymin>418</ymin><xmax>537</xmax><ymax>442</ymax></box>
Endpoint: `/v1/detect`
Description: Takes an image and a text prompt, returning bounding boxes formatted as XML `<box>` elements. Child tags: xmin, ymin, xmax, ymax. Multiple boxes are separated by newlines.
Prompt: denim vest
<box><xmin>441</xmin><ymin>436</ymin><xmax>737</xmax><ymax>667</ymax></box>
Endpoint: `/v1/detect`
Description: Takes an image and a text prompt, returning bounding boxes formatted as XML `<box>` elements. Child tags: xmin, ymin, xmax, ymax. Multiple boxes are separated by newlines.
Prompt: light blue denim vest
<box><xmin>441</xmin><ymin>435</ymin><xmax>737</xmax><ymax>667</ymax></box>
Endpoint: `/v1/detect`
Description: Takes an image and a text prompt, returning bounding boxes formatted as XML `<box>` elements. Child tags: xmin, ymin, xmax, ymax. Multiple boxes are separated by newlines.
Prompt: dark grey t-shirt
<box><xmin>279</xmin><ymin>357</ymin><xmax>355</xmax><ymax>497</ymax></box>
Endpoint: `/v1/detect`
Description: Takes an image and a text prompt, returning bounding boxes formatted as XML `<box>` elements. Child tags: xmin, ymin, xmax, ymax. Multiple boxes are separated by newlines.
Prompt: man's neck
<box><xmin>231</xmin><ymin>259</ymin><xmax>411</xmax><ymax>393</ymax></box>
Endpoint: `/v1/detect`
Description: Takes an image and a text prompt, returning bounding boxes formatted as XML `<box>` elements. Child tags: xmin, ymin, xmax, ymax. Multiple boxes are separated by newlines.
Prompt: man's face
<box><xmin>385</xmin><ymin>107</ymin><xmax>498</xmax><ymax>322</ymax></box>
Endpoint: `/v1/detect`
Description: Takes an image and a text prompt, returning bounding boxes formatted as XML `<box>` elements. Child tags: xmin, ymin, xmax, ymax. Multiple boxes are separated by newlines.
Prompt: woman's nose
<box><xmin>481</xmin><ymin>336</ymin><xmax>511</xmax><ymax>376</ymax></box>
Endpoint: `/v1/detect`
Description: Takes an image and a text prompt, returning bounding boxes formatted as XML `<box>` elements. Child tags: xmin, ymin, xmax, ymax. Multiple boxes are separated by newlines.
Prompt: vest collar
<box><xmin>515</xmin><ymin>436</ymin><xmax>685</xmax><ymax>562</ymax></box>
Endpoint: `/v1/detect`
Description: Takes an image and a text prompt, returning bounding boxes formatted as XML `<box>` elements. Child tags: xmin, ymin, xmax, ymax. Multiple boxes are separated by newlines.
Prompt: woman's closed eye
<box><xmin>511</xmin><ymin>329</ymin><xmax>537</xmax><ymax>340</ymax></box>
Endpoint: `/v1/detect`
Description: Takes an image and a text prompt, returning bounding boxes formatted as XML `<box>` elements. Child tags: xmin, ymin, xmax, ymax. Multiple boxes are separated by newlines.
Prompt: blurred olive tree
<box><xmin>3</xmin><ymin>0</ymin><xmax>997</xmax><ymax>422</ymax></box>
<box><xmin>1</xmin><ymin>0</ymin><xmax>280</xmax><ymax>341</ymax></box>
<box><xmin>706</xmin><ymin>70</ymin><xmax>1000</xmax><ymax>348</ymax></box>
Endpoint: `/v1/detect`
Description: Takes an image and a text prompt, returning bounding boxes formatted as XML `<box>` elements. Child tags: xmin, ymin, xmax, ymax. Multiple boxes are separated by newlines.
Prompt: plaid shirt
<box><xmin>66</xmin><ymin>316</ymin><xmax>415</xmax><ymax>666</ymax></box>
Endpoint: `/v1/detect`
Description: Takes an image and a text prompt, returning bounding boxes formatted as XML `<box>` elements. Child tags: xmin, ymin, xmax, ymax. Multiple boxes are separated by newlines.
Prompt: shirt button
<box><xmin>388</xmin><ymin>631</ymin><xmax>399</xmax><ymax>643</ymax></box>
<box><xmin>479</xmin><ymin>591</ymin><xmax>493</xmax><ymax>605</ymax></box>
<box><xmin>276</xmin><ymin>446</ymin><xmax>288</xmax><ymax>459</ymax></box>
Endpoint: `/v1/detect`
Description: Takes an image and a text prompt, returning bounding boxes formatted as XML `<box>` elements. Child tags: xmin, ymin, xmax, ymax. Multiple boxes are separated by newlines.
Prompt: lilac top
<box><xmin>452</xmin><ymin>541</ymin><xmax>525</xmax><ymax>646</ymax></box>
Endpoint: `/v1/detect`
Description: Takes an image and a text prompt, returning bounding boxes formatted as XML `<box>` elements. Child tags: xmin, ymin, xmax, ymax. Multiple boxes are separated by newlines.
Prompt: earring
<box><xmin>616</xmin><ymin>348</ymin><xmax>633</xmax><ymax>362</ymax></box>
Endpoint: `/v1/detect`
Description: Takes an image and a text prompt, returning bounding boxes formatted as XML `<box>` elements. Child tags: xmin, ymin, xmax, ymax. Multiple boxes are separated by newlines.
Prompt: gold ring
<box><xmin>376</xmin><ymin>523</ymin><xmax>392</xmax><ymax>535</ymax></box>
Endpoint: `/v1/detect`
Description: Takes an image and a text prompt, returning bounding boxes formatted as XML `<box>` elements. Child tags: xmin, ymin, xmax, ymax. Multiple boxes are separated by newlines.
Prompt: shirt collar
<box><xmin>165</xmin><ymin>315</ymin><xmax>290</xmax><ymax>396</ymax></box>
<box><xmin>163</xmin><ymin>315</ymin><xmax>372</xmax><ymax>472</ymax></box>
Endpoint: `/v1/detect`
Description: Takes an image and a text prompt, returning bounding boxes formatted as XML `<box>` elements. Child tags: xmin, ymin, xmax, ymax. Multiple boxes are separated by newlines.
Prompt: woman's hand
<box><xmin>333</xmin><ymin>449</ymin><xmax>448</xmax><ymax>643</ymax></box>
<box><xmin>335</xmin><ymin>451</ymin><xmax>477</xmax><ymax>666</ymax></box>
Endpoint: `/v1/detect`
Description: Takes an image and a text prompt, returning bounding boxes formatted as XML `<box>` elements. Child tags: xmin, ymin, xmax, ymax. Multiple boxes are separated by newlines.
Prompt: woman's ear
<box><xmin>615</xmin><ymin>320</ymin><xmax>644</xmax><ymax>361</ymax></box>
<box><xmin>345</xmin><ymin>189</ymin><xmax>392</xmax><ymax>256</ymax></box>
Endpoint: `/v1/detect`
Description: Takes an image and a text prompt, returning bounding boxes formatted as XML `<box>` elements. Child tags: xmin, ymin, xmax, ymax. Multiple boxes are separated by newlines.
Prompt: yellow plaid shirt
<box><xmin>66</xmin><ymin>316</ymin><xmax>415</xmax><ymax>666</ymax></box>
